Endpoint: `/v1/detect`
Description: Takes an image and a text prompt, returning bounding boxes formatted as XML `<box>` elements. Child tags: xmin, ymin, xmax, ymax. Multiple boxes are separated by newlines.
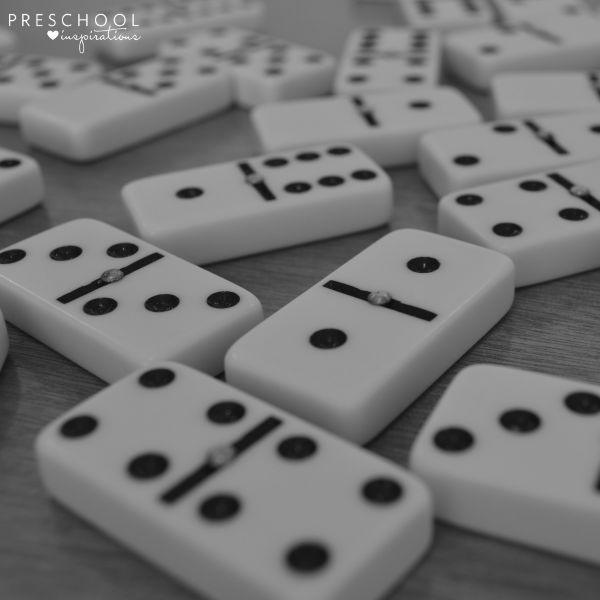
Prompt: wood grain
<box><xmin>2</xmin><ymin>3</ymin><xmax>600</xmax><ymax>599</ymax></box>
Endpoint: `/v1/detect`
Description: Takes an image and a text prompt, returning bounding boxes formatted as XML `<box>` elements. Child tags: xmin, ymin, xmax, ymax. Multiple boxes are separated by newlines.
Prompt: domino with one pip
<box><xmin>333</xmin><ymin>27</ymin><xmax>441</xmax><ymax>96</ymax></box>
<box><xmin>252</xmin><ymin>87</ymin><xmax>481</xmax><ymax>168</ymax></box>
<box><xmin>36</xmin><ymin>361</ymin><xmax>433</xmax><ymax>600</ymax></box>
<box><xmin>444</xmin><ymin>15</ymin><xmax>600</xmax><ymax>91</ymax></box>
<box><xmin>122</xmin><ymin>143</ymin><xmax>393</xmax><ymax>265</ymax></box>
<box><xmin>225</xmin><ymin>229</ymin><xmax>514</xmax><ymax>444</ymax></box>
<box><xmin>19</xmin><ymin>56</ymin><xmax>232</xmax><ymax>161</ymax></box>
<box><xmin>0</xmin><ymin>147</ymin><xmax>44</xmax><ymax>224</ymax></box>
<box><xmin>0</xmin><ymin>219</ymin><xmax>263</xmax><ymax>383</ymax></box>
<box><xmin>0</xmin><ymin>54</ymin><xmax>102</xmax><ymax>124</ymax></box>
<box><xmin>492</xmin><ymin>71</ymin><xmax>600</xmax><ymax>119</ymax></box>
<box><xmin>418</xmin><ymin>110</ymin><xmax>600</xmax><ymax>196</ymax></box>
<box><xmin>409</xmin><ymin>364</ymin><xmax>600</xmax><ymax>565</ymax></box>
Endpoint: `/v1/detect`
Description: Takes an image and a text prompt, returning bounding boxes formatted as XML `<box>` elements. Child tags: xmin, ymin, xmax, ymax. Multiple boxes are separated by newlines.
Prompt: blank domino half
<box><xmin>492</xmin><ymin>71</ymin><xmax>600</xmax><ymax>119</ymax></box>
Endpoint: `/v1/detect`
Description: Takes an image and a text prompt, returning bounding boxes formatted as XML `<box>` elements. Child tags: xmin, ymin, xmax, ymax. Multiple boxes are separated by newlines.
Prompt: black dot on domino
<box><xmin>434</xmin><ymin>427</ymin><xmax>474</xmax><ymax>451</ymax></box>
<box><xmin>296</xmin><ymin>152</ymin><xmax>320</xmax><ymax>161</ymax></box>
<box><xmin>264</xmin><ymin>158</ymin><xmax>288</xmax><ymax>167</ymax></box>
<box><xmin>0</xmin><ymin>249</ymin><xmax>26</xmax><ymax>264</ymax></box>
<box><xmin>480</xmin><ymin>45</ymin><xmax>499</xmax><ymax>54</ymax></box>
<box><xmin>494</xmin><ymin>125</ymin><xmax>517</xmax><ymax>133</ymax></box>
<box><xmin>284</xmin><ymin>182</ymin><xmax>311</xmax><ymax>193</ymax></box>
<box><xmin>328</xmin><ymin>147</ymin><xmax>351</xmax><ymax>156</ymax></box>
<box><xmin>278</xmin><ymin>436</ymin><xmax>317</xmax><ymax>459</ymax></box>
<box><xmin>407</xmin><ymin>257</ymin><xmax>440</xmax><ymax>273</ymax></box>
<box><xmin>493</xmin><ymin>223</ymin><xmax>522</xmax><ymax>237</ymax></box>
<box><xmin>310</xmin><ymin>329</ymin><xmax>347</xmax><ymax>349</ymax></box>
<box><xmin>207</xmin><ymin>401</ymin><xmax>246</xmax><ymax>424</ymax></box>
<box><xmin>200</xmin><ymin>494</ymin><xmax>241</xmax><ymax>521</ymax></box>
<box><xmin>60</xmin><ymin>415</ymin><xmax>98</xmax><ymax>438</ymax></box>
<box><xmin>286</xmin><ymin>543</ymin><xmax>329</xmax><ymax>573</ymax></box>
<box><xmin>83</xmin><ymin>297</ymin><xmax>118</xmax><ymax>316</ymax></box>
<box><xmin>559</xmin><ymin>208</ymin><xmax>588</xmax><ymax>221</ymax></box>
<box><xmin>362</xmin><ymin>478</ymin><xmax>402</xmax><ymax>504</ymax></box>
<box><xmin>519</xmin><ymin>180</ymin><xmax>546</xmax><ymax>192</ymax></box>
<box><xmin>176</xmin><ymin>187</ymin><xmax>203</xmax><ymax>199</ymax></box>
<box><xmin>348</xmin><ymin>74</ymin><xmax>367</xmax><ymax>83</ymax></box>
<box><xmin>107</xmin><ymin>242</ymin><xmax>139</xmax><ymax>257</ymax></box>
<box><xmin>590</xmin><ymin>125</ymin><xmax>600</xmax><ymax>134</ymax></box>
<box><xmin>456</xmin><ymin>194</ymin><xmax>483</xmax><ymax>205</ymax></box>
<box><xmin>145</xmin><ymin>294</ymin><xmax>180</xmax><ymax>312</ymax></box>
<box><xmin>128</xmin><ymin>453</ymin><xmax>169</xmax><ymax>479</ymax></box>
<box><xmin>409</xmin><ymin>101</ymin><xmax>431</xmax><ymax>109</ymax></box>
<box><xmin>319</xmin><ymin>176</ymin><xmax>344</xmax><ymax>187</ymax></box>
<box><xmin>454</xmin><ymin>155</ymin><xmax>479</xmax><ymax>166</ymax></box>
<box><xmin>352</xmin><ymin>170</ymin><xmax>377</xmax><ymax>180</ymax></box>
<box><xmin>565</xmin><ymin>392</ymin><xmax>600</xmax><ymax>414</ymax></box>
<box><xmin>50</xmin><ymin>245</ymin><xmax>82</xmax><ymax>261</ymax></box>
<box><xmin>206</xmin><ymin>291</ymin><xmax>240</xmax><ymax>309</ymax></box>
<box><xmin>139</xmin><ymin>368</ymin><xmax>175</xmax><ymax>387</ymax></box>
<box><xmin>499</xmin><ymin>409</ymin><xmax>541</xmax><ymax>433</ymax></box>
<box><xmin>404</xmin><ymin>75</ymin><xmax>423</xmax><ymax>83</ymax></box>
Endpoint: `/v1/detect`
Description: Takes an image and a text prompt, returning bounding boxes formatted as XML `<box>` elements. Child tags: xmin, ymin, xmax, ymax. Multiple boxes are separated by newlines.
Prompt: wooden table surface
<box><xmin>2</xmin><ymin>2</ymin><xmax>600</xmax><ymax>599</ymax></box>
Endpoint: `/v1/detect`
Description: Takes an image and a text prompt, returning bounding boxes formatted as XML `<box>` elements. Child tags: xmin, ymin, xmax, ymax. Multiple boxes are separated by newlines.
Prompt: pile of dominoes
<box><xmin>1</xmin><ymin>0</ymin><xmax>600</xmax><ymax>598</ymax></box>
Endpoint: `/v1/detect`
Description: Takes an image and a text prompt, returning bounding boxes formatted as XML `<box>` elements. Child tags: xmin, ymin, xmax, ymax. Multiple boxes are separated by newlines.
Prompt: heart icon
<box><xmin>47</xmin><ymin>31</ymin><xmax>58</xmax><ymax>40</ymax></box>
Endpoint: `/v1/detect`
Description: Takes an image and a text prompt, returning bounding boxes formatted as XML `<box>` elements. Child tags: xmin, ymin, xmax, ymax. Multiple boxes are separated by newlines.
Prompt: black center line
<box><xmin>323</xmin><ymin>280</ymin><xmax>437</xmax><ymax>321</ymax></box>
<box><xmin>57</xmin><ymin>252</ymin><xmax>164</xmax><ymax>304</ymax></box>
<box><xmin>160</xmin><ymin>416</ymin><xmax>282</xmax><ymax>504</ymax></box>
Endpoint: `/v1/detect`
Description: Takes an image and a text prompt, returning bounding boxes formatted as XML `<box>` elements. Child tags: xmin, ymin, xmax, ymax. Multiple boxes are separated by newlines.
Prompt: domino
<box><xmin>0</xmin><ymin>147</ymin><xmax>44</xmax><ymax>224</ymax></box>
<box><xmin>438</xmin><ymin>160</ymin><xmax>600</xmax><ymax>287</ymax></box>
<box><xmin>418</xmin><ymin>110</ymin><xmax>600</xmax><ymax>196</ymax></box>
<box><xmin>490</xmin><ymin>0</ymin><xmax>590</xmax><ymax>22</ymax></box>
<box><xmin>0</xmin><ymin>27</ymin><xmax>17</xmax><ymax>52</ymax></box>
<box><xmin>0</xmin><ymin>54</ymin><xmax>102</xmax><ymax>124</ymax></box>
<box><xmin>159</xmin><ymin>27</ymin><xmax>336</xmax><ymax>107</ymax></box>
<box><xmin>19</xmin><ymin>56</ymin><xmax>232</xmax><ymax>161</ymax></box>
<box><xmin>251</xmin><ymin>87</ymin><xmax>481</xmax><ymax>168</ymax></box>
<box><xmin>396</xmin><ymin>0</ymin><xmax>495</xmax><ymax>32</ymax></box>
<box><xmin>0</xmin><ymin>219</ymin><xmax>263</xmax><ymax>383</ymax></box>
<box><xmin>225</xmin><ymin>229</ymin><xmax>514</xmax><ymax>443</ymax></box>
<box><xmin>122</xmin><ymin>143</ymin><xmax>393</xmax><ymax>265</ymax></box>
<box><xmin>444</xmin><ymin>15</ymin><xmax>600</xmax><ymax>91</ymax></box>
<box><xmin>93</xmin><ymin>0</ymin><xmax>265</xmax><ymax>65</ymax></box>
<box><xmin>492</xmin><ymin>71</ymin><xmax>600</xmax><ymax>119</ymax></box>
<box><xmin>36</xmin><ymin>361</ymin><xmax>433</xmax><ymax>600</ymax></box>
<box><xmin>333</xmin><ymin>27</ymin><xmax>441</xmax><ymax>96</ymax></box>
<box><xmin>409</xmin><ymin>364</ymin><xmax>600</xmax><ymax>564</ymax></box>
